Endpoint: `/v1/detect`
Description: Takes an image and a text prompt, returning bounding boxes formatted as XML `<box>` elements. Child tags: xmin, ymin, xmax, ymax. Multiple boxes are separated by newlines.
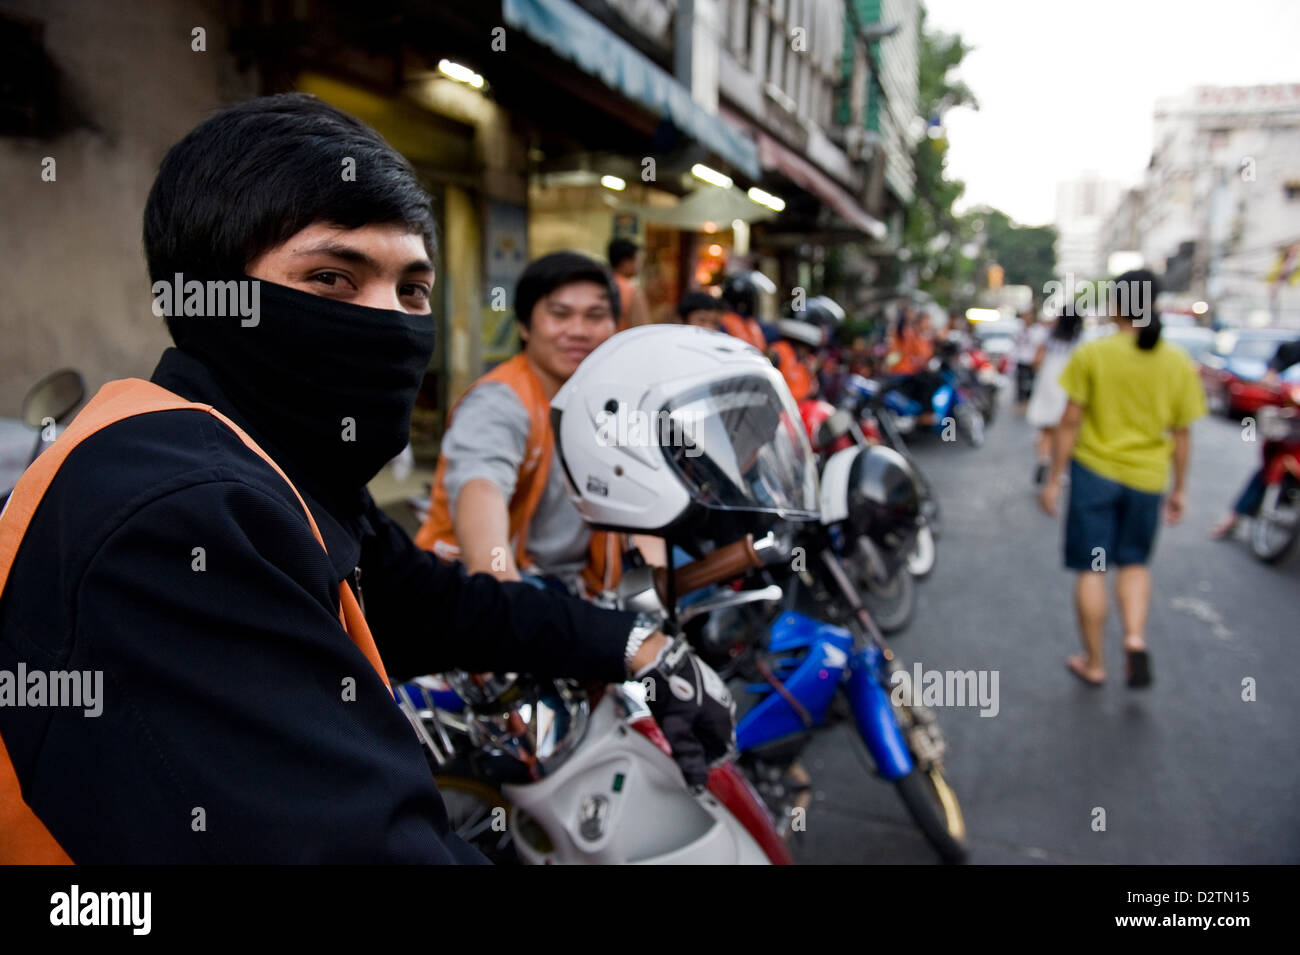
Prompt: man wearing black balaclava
<box><xmin>0</xmin><ymin>94</ymin><xmax>734</xmax><ymax>863</ymax></box>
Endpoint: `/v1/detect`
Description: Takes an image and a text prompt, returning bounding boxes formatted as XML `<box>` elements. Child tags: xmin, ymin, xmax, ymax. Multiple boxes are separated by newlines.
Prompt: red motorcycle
<box><xmin>1251</xmin><ymin>370</ymin><xmax>1300</xmax><ymax>563</ymax></box>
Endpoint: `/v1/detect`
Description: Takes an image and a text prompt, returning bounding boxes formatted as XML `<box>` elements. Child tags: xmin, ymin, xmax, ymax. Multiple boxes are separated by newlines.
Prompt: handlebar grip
<box><xmin>654</xmin><ymin>535</ymin><xmax>762</xmax><ymax>605</ymax></box>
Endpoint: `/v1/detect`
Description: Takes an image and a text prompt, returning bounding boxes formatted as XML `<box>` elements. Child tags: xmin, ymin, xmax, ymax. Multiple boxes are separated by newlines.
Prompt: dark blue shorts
<box><xmin>1064</xmin><ymin>460</ymin><xmax>1163</xmax><ymax>571</ymax></box>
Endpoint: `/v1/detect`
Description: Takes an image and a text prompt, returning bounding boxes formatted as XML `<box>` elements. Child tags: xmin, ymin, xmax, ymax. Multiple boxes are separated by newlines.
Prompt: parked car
<box><xmin>1199</xmin><ymin>328</ymin><xmax>1299</xmax><ymax>417</ymax></box>
<box><xmin>972</xmin><ymin>318</ymin><xmax>1020</xmax><ymax>375</ymax></box>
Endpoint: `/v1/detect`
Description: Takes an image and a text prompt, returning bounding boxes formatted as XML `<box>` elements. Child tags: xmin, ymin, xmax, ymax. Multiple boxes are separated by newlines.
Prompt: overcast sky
<box><xmin>919</xmin><ymin>0</ymin><xmax>1300</xmax><ymax>227</ymax></box>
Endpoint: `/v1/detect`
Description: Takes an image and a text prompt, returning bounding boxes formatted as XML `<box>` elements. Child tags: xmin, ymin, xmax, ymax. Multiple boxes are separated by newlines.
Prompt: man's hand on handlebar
<box><xmin>636</xmin><ymin>636</ymin><xmax>737</xmax><ymax>791</ymax></box>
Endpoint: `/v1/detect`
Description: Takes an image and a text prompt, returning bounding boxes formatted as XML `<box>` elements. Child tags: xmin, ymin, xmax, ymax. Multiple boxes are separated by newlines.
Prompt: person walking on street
<box><xmin>1027</xmin><ymin>304</ymin><xmax>1084</xmax><ymax>485</ymax></box>
<box><xmin>1039</xmin><ymin>271</ymin><xmax>1207</xmax><ymax>688</ymax></box>
<box><xmin>1013</xmin><ymin>310</ymin><xmax>1049</xmax><ymax>414</ymax></box>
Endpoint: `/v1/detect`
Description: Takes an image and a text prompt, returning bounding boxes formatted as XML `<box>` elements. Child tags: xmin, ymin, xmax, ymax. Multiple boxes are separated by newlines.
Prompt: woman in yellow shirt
<box><xmin>1039</xmin><ymin>271</ymin><xmax>1207</xmax><ymax>688</ymax></box>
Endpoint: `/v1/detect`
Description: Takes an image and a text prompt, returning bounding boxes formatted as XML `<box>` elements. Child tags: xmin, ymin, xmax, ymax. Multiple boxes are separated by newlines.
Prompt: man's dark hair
<box><xmin>143</xmin><ymin>93</ymin><xmax>436</xmax><ymax>282</ymax></box>
<box><xmin>1113</xmin><ymin>268</ymin><xmax>1162</xmax><ymax>350</ymax></box>
<box><xmin>515</xmin><ymin>251</ymin><xmax>618</xmax><ymax>329</ymax></box>
<box><xmin>677</xmin><ymin>291</ymin><xmax>722</xmax><ymax>319</ymax></box>
<box><xmin>607</xmin><ymin>238</ymin><xmax>640</xmax><ymax>269</ymax></box>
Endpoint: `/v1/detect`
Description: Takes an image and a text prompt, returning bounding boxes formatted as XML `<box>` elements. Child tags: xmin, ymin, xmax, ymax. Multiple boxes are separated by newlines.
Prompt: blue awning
<box><xmin>502</xmin><ymin>0</ymin><xmax>761</xmax><ymax>180</ymax></box>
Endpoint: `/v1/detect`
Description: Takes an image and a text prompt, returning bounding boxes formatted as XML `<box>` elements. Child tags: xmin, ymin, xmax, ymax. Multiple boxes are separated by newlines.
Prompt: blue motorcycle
<box><xmin>724</xmin><ymin>565</ymin><xmax>967</xmax><ymax>863</ymax></box>
<box><xmin>877</xmin><ymin>349</ymin><xmax>985</xmax><ymax>448</ymax></box>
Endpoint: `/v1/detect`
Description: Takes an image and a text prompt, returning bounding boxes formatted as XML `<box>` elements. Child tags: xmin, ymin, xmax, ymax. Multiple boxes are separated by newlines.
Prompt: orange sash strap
<box><xmin>0</xmin><ymin>378</ymin><xmax>391</xmax><ymax>863</ymax></box>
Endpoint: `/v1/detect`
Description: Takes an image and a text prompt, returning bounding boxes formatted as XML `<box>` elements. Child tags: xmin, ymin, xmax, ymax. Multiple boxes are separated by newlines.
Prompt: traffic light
<box><xmin>987</xmin><ymin>263</ymin><xmax>1004</xmax><ymax>290</ymax></box>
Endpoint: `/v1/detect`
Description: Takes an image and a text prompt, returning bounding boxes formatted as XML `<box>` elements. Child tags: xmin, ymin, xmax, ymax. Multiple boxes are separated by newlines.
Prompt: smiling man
<box><xmin>0</xmin><ymin>94</ymin><xmax>733</xmax><ymax>862</ymax></box>
<box><xmin>417</xmin><ymin>252</ymin><xmax>633</xmax><ymax>595</ymax></box>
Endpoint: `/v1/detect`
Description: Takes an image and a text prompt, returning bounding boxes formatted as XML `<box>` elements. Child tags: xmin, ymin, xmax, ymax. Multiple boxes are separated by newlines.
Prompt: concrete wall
<box><xmin>0</xmin><ymin>0</ymin><xmax>257</xmax><ymax>416</ymax></box>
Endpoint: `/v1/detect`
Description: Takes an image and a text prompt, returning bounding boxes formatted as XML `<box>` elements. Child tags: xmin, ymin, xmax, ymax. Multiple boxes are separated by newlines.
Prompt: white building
<box><xmin>1054</xmin><ymin>173</ymin><xmax>1123</xmax><ymax>281</ymax></box>
<box><xmin>1141</xmin><ymin>84</ymin><xmax>1300</xmax><ymax>328</ymax></box>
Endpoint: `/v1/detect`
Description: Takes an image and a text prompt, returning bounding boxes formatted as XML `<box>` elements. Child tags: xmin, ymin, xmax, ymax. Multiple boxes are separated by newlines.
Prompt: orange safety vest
<box><xmin>891</xmin><ymin>328</ymin><xmax>933</xmax><ymax>375</ymax></box>
<box><xmin>0</xmin><ymin>379</ymin><xmax>390</xmax><ymax>864</ymax></box>
<box><xmin>770</xmin><ymin>340</ymin><xmax>815</xmax><ymax>402</ymax></box>
<box><xmin>720</xmin><ymin>311</ymin><xmax>767</xmax><ymax>351</ymax></box>
<box><xmin>415</xmin><ymin>354</ymin><xmax>622</xmax><ymax>597</ymax></box>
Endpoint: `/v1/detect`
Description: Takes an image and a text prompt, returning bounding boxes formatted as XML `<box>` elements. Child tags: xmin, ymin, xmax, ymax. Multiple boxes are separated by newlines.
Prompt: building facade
<box><xmin>1138</xmin><ymin>84</ymin><xmax>1300</xmax><ymax>327</ymax></box>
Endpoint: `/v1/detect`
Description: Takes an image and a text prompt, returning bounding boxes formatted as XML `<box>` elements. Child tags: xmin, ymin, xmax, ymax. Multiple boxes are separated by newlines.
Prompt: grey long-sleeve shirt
<box><xmin>441</xmin><ymin>381</ymin><xmax>590</xmax><ymax>584</ymax></box>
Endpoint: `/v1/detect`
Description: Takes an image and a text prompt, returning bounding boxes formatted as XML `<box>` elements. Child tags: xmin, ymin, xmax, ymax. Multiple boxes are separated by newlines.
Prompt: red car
<box><xmin>1199</xmin><ymin>328</ymin><xmax>1299</xmax><ymax>418</ymax></box>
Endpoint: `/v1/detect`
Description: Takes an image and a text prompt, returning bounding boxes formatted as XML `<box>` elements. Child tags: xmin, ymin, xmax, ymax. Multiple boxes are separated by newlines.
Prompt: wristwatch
<box><xmin>623</xmin><ymin>613</ymin><xmax>661</xmax><ymax>676</ymax></box>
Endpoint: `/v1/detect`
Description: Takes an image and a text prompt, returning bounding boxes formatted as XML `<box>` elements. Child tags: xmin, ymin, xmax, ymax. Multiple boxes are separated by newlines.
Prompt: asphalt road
<box><xmin>791</xmin><ymin>389</ymin><xmax>1300</xmax><ymax>864</ymax></box>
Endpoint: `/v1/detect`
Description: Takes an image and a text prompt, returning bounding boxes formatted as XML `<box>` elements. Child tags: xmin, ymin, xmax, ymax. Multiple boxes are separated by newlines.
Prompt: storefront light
<box><xmin>746</xmin><ymin>187</ymin><xmax>786</xmax><ymax>212</ymax></box>
<box><xmin>600</xmin><ymin>175</ymin><xmax>626</xmax><ymax>191</ymax></box>
<box><xmin>691</xmin><ymin>164</ymin><xmax>733</xmax><ymax>189</ymax></box>
<box><xmin>965</xmin><ymin>308</ymin><xmax>1001</xmax><ymax>323</ymax></box>
<box><xmin>438</xmin><ymin>59</ymin><xmax>485</xmax><ymax>89</ymax></box>
<box><xmin>1192</xmin><ymin>300</ymin><xmax>1209</xmax><ymax>315</ymax></box>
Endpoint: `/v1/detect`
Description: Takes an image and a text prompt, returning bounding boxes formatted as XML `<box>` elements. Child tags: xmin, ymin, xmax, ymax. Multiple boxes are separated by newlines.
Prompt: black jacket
<box><xmin>0</xmin><ymin>347</ymin><xmax>634</xmax><ymax>863</ymax></box>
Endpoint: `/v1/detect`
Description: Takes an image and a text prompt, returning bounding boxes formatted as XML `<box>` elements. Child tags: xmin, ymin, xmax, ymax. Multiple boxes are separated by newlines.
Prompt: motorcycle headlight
<box><xmin>447</xmin><ymin>673</ymin><xmax>590</xmax><ymax>779</ymax></box>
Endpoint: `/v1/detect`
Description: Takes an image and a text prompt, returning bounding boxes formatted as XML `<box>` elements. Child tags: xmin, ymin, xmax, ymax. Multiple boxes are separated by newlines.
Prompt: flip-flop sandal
<box><xmin>1066</xmin><ymin>656</ymin><xmax>1104</xmax><ymax>687</ymax></box>
<box><xmin>1126</xmin><ymin>650</ymin><xmax>1152</xmax><ymax>688</ymax></box>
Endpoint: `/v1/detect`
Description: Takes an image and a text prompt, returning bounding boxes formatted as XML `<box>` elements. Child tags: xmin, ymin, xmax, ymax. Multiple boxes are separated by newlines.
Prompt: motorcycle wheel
<box><xmin>957</xmin><ymin>405</ymin><xmax>985</xmax><ymax>448</ymax></box>
<box><xmin>434</xmin><ymin>775</ymin><xmax>521</xmax><ymax>864</ymax></box>
<box><xmin>981</xmin><ymin>386</ymin><xmax>998</xmax><ymax>426</ymax></box>
<box><xmin>906</xmin><ymin>524</ymin><xmax>937</xmax><ymax>579</ymax></box>
<box><xmin>859</xmin><ymin>558</ymin><xmax>916</xmax><ymax>634</ymax></box>
<box><xmin>894</xmin><ymin>766</ymin><xmax>968</xmax><ymax>864</ymax></box>
<box><xmin>1250</xmin><ymin>479</ymin><xmax>1300</xmax><ymax>564</ymax></box>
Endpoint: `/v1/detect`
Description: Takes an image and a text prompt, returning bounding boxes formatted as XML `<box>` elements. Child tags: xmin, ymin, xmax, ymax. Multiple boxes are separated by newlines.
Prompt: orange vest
<box><xmin>415</xmin><ymin>354</ymin><xmax>622</xmax><ymax>597</ymax></box>
<box><xmin>891</xmin><ymin>328</ymin><xmax>933</xmax><ymax>375</ymax></box>
<box><xmin>771</xmin><ymin>340</ymin><xmax>815</xmax><ymax>402</ymax></box>
<box><xmin>721</xmin><ymin>311</ymin><xmax>767</xmax><ymax>351</ymax></box>
<box><xmin>0</xmin><ymin>379</ymin><xmax>390</xmax><ymax>864</ymax></box>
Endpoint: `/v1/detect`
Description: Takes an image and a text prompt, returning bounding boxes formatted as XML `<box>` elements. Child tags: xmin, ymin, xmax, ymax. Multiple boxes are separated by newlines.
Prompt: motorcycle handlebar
<box><xmin>654</xmin><ymin>535</ymin><xmax>763</xmax><ymax>604</ymax></box>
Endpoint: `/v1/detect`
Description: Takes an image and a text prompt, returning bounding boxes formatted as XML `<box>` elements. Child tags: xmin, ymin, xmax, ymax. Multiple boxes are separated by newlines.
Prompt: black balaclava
<box><xmin>165</xmin><ymin>278</ymin><xmax>435</xmax><ymax>502</ymax></box>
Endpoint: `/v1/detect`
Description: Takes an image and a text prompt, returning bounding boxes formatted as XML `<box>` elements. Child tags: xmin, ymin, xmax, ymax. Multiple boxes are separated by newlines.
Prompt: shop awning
<box><xmin>757</xmin><ymin>131</ymin><xmax>886</xmax><ymax>239</ymax></box>
<box><xmin>620</xmin><ymin>184</ymin><xmax>777</xmax><ymax>230</ymax></box>
<box><xmin>502</xmin><ymin>0</ymin><xmax>761</xmax><ymax>180</ymax></box>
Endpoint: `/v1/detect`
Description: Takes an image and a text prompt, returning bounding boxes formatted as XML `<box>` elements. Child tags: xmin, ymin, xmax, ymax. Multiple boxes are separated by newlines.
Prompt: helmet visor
<box><xmin>662</xmin><ymin>374</ymin><xmax>819</xmax><ymax>520</ymax></box>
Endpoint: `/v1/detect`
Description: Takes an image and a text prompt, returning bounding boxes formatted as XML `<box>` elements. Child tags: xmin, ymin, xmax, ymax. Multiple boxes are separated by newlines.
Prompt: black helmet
<box><xmin>776</xmin><ymin>318</ymin><xmax>824</xmax><ymax>348</ymax></box>
<box><xmin>721</xmin><ymin>270</ymin><xmax>776</xmax><ymax>317</ymax></box>
<box><xmin>800</xmin><ymin>295</ymin><xmax>846</xmax><ymax>329</ymax></box>
<box><xmin>846</xmin><ymin>445</ymin><xmax>923</xmax><ymax>556</ymax></box>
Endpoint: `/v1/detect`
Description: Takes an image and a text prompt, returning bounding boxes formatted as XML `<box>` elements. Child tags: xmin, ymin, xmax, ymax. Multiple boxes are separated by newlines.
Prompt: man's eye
<box><xmin>310</xmin><ymin>272</ymin><xmax>344</xmax><ymax>287</ymax></box>
<box><xmin>400</xmin><ymin>284</ymin><xmax>431</xmax><ymax>301</ymax></box>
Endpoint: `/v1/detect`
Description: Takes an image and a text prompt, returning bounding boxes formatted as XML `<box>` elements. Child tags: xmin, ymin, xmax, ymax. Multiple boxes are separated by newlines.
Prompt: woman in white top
<box><xmin>1027</xmin><ymin>304</ymin><xmax>1084</xmax><ymax>485</ymax></box>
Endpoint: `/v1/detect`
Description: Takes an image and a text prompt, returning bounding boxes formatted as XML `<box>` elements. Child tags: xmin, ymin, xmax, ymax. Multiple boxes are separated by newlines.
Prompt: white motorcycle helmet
<box><xmin>551</xmin><ymin>325</ymin><xmax>820</xmax><ymax>533</ymax></box>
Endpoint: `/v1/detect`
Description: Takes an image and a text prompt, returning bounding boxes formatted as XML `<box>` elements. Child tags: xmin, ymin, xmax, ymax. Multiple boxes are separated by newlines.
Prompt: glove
<box><xmin>637</xmin><ymin>636</ymin><xmax>737</xmax><ymax>790</ymax></box>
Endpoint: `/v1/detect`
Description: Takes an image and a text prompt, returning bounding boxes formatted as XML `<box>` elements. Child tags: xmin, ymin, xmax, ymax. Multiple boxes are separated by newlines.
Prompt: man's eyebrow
<box><xmin>292</xmin><ymin>241</ymin><xmax>434</xmax><ymax>275</ymax></box>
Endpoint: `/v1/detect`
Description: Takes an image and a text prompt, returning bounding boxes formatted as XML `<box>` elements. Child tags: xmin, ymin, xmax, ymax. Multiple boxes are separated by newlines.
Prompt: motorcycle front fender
<box><xmin>846</xmin><ymin>651</ymin><xmax>914</xmax><ymax>782</ymax></box>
